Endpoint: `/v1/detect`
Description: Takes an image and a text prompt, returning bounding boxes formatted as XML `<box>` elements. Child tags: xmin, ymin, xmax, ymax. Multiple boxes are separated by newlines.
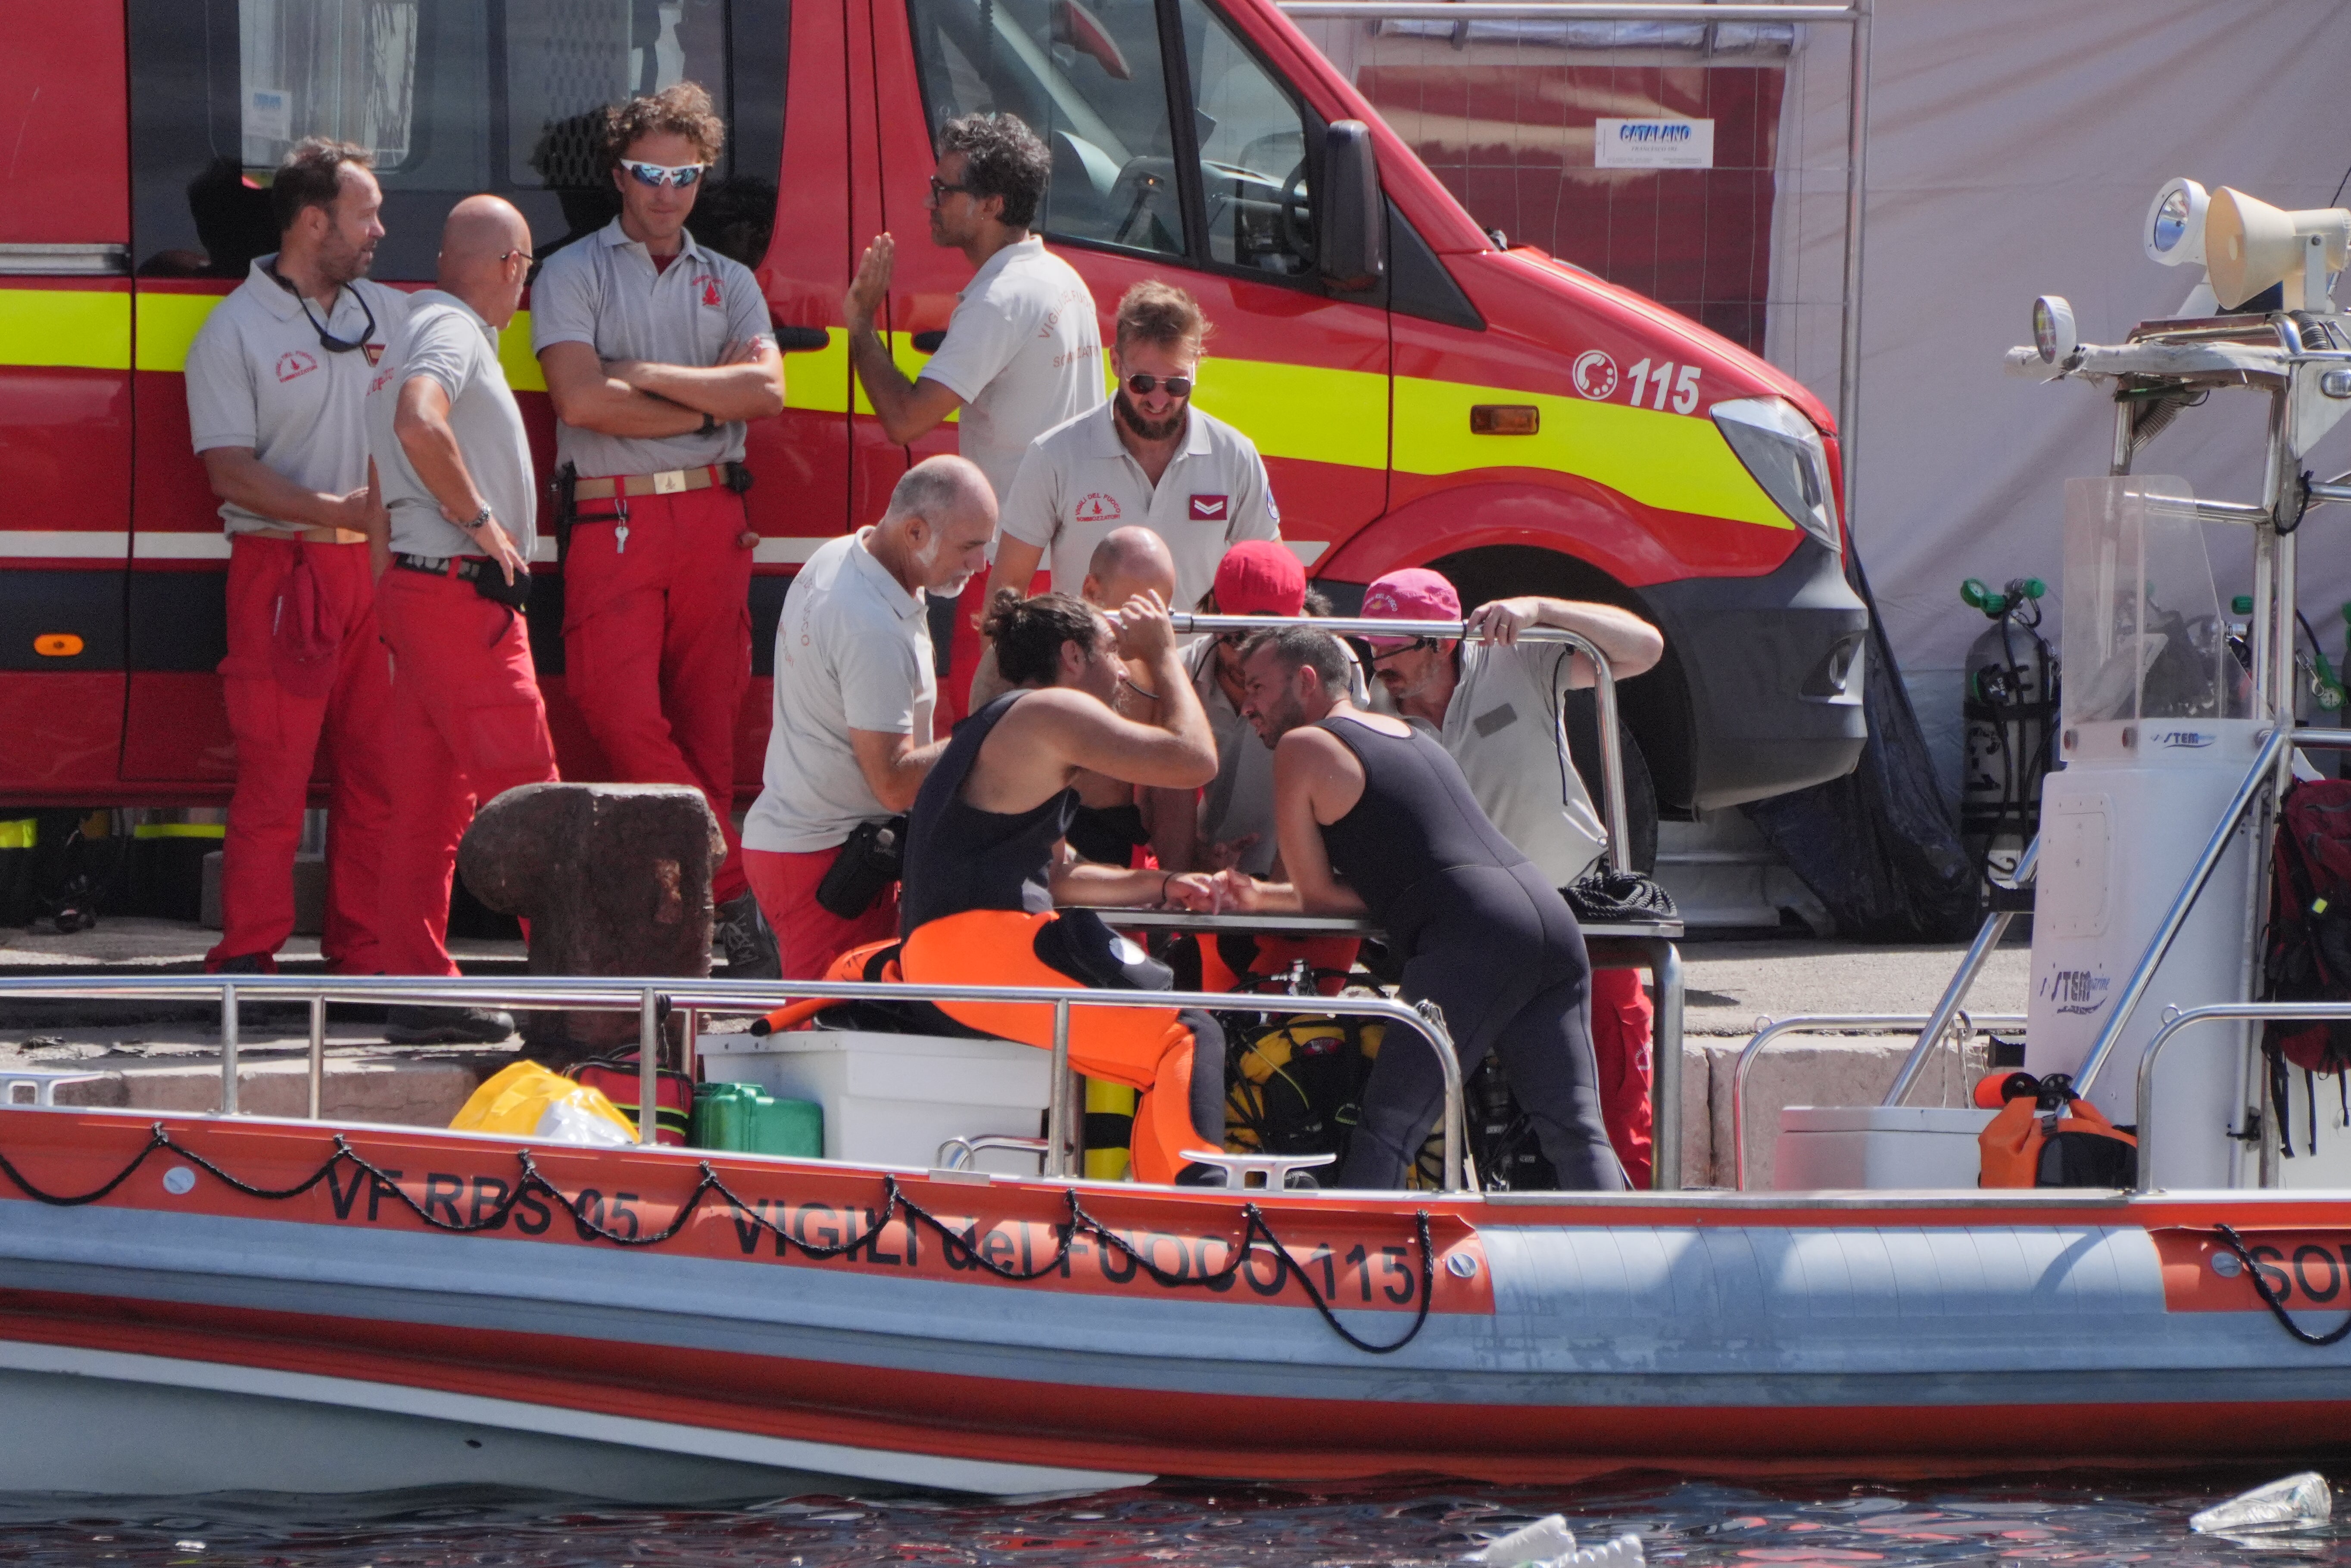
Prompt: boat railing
<box><xmin>1880</xmin><ymin>837</ymin><xmax>2037</xmax><ymax>1107</ymax></box>
<box><xmin>1731</xmin><ymin>1011</ymin><xmax>2029</xmax><ymax>1190</ymax></box>
<box><xmin>2135</xmin><ymin>1001</ymin><xmax>2351</xmax><ymax>1193</ymax></box>
<box><xmin>0</xmin><ymin>973</ymin><xmax>1470</xmax><ymax>1192</ymax></box>
<box><xmin>1174</xmin><ymin>614</ymin><xmax>1637</xmax><ymax>875</ymax></box>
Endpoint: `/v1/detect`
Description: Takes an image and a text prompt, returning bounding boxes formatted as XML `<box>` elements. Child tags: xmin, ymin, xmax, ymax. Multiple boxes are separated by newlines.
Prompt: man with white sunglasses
<box><xmin>532</xmin><ymin>81</ymin><xmax>786</xmax><ymax>977</ymax></box>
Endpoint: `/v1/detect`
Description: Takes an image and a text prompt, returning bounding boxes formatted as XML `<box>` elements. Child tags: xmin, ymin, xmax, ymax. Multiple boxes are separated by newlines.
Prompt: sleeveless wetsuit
<box><xmin>1316</xmin><ymin>714</ymin><xmax>1625</xmax><ymax>1191</ymax></box>
<box><xmin>898</xmin><ymin>692</ymin><xmax>1225</xmax><ymax>1183</ymax></box>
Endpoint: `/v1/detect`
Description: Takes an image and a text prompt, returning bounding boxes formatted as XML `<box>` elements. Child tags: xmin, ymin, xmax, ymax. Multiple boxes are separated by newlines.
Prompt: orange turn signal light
<box><xmin>1470</xmin><ymin>404</ymin><xmax>1540</xmax><ymax>436</ymax></box>
<box><xmin>33</xmin><ymin>634</ymin><xmax>84</xmax><ymax>658</ymax></box>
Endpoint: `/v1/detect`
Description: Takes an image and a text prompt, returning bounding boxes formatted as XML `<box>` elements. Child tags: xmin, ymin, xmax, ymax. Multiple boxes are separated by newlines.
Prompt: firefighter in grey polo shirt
<box><xmin>532</xmin><ymin>81</ymin><xmax>785</xmax><ymax>975</ymax></box>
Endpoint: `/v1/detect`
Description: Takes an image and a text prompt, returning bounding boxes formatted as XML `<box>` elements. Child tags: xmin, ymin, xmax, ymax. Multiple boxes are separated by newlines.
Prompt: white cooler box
<box><xmin>698</xmin><ymin>1029</ymin><xmax>1049</xmax><ymax>1174</ymax></box>
<box><xmin>1774</xmin><ymin>1105</ymin><xmax>1996</xmax><ymax>1191</ymax></box>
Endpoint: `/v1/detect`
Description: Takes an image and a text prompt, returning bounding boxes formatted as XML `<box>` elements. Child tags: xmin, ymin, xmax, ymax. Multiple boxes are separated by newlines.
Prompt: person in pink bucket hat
<box><xmin>1359</xmin><ymin>566</ymin><xmax>1666</xmax><ymax>1185</ymax></box>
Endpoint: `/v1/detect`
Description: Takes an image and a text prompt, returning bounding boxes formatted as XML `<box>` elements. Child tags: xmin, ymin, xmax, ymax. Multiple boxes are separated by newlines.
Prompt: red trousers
<box><xmin>742</xmin><ymin>846</ymin><xmax>901</xmax><ymax>982</ymax></box>
<box><xmin>1592</xmin><ymin>965</ymin><xmax>1656</xmax><ymax>1188</ymax></box>
<box><xmin>375</xmin><ymin>567</ymin><xmax>560</xmax><ymax>977</ymax></box>
<box><xmin>562</xmin><ymin>484</ymin><xmax>753</xmax><ymax>901</ymax></box>
<box><xmin>209</xmin><ymin>536</ymin><xmax>393</xmax><ymax>974</ymax></box>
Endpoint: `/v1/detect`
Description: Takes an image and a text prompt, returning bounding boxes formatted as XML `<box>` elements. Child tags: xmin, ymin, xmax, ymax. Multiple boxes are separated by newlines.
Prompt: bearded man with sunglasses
<box><xmin>185</xmin><ymin>137</ymin><xmax>405</xmax><ymax>983</ymax></box>
<box><xmin>985</xmin><ymin>281</ymin><xmax>1281</xmax><ymax>679</ymax></box>
<box><xmin>532</xmin><ymin>81</ymin><xmax>786</xmax><ymax>977</ymax></box>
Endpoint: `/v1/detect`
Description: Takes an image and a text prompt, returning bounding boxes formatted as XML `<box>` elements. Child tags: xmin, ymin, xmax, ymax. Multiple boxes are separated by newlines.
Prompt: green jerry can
<box><xmin>691</xmin><ymin>1081</ymin><xmax>823</xmax><ymax>1157</ymax></box>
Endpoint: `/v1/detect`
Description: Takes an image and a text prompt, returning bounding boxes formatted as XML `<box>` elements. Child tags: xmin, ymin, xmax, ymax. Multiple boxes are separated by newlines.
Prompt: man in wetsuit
<box><xmin>897</xmin><ymin>590</ymin><xmax>1226</xmax><ymax>1185</ymax></box>
<box><xmin>1211</xmin><ymin>625</ymin><xmax>1627</xmax><ymax>1191</ymax></box>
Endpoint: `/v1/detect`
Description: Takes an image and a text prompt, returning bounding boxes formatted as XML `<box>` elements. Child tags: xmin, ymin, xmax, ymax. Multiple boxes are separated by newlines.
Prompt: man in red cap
<box><xmin>1151</xmin><ymin>540</ymin><xmax>1362</xmax><ymax>992</ymax></box>
<box><xmin>1359</xmin><ymin>566</ymin><xmax>1666</xmax><ymax>1184</ymax></box>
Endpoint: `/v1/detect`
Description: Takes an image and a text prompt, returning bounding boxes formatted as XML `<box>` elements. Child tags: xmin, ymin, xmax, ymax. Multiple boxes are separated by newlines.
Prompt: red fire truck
<box><xmin>0</xmin><ymin>0</ymin><xmax>1865</xmax><ymax>842</ymax></box>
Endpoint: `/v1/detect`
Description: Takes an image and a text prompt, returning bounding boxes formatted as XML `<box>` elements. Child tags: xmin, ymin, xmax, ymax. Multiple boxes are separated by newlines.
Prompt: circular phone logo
<box><xmin>1572</xmin><ymin>350</ymin><xmax>1619</xmax><ymax>400</ymax></box>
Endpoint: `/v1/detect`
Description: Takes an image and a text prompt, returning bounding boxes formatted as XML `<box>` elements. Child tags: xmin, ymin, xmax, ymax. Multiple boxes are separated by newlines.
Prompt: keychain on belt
<box><xmin>613</xmin><ymin>495</ymin><xmax>630</xmax><ymax>555</ymax></box>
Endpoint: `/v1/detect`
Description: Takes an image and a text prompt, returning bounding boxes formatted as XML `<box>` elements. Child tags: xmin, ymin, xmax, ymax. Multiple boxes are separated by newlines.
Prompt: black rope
<box><xmin>0</xmin><ymin>1127</ymin><xmax>1441</xmax><ymax>1353</ymax></box>
<box><xmin>2213</xmin><ymin>1223</ymin><xmax>2351</xmax><ymax>1347</ymax></box>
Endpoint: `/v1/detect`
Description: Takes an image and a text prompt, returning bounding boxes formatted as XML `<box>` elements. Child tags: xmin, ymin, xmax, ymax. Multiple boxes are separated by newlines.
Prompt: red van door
<box><xmin>874</xmin><ymin>0</ymin><xmax>1390</xmax><ymax>571</ymax></box>
<box><xmin>0</xmin><ymin>8</ymin><xmax>134</xmax><ymax>802</ymax></box>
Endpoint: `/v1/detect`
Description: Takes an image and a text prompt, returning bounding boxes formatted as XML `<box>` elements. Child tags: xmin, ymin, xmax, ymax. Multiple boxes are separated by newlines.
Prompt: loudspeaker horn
<box><xmin>2206</xmin><ymin>187</ymin><xmax>2351</xmax><ymax>311</ymax></box>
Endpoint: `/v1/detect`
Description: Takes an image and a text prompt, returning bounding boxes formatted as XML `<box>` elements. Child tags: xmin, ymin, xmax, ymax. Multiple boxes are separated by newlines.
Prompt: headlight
<box><xmin>1711</xmin><ymin>396</ymin><xmax>1839</xmax><ymax>555</ymax></box>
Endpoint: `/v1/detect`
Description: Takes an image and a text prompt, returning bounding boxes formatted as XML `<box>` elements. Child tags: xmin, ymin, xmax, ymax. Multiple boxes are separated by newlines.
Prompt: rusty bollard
<box><xmin>458</xmin><ymin>782</ymin><xmax>727</xmax><ymax>1058</ymax></box>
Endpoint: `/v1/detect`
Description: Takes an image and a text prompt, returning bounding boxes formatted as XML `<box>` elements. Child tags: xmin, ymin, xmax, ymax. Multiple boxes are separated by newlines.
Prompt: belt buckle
<box><xmin>652</xmin><ymin>468</ymin><xmax>687</xmax><ymax>496</ymax></box>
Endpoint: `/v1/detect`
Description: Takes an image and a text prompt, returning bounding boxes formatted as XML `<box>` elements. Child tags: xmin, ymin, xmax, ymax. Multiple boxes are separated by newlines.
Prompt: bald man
<box><xmin>364</xmin><ymin>196</ymin><xmax>557</xmax><ymax>1039</ymax></box>
<box><xmin>742</xmin><ymin>454</ymin><xmax>999</xmax><ymax>978</ymax></box>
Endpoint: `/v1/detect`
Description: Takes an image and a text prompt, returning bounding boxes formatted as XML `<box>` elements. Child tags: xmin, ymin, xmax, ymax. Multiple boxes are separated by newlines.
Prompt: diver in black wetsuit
<box><xmin>1206</xmin><ymin>624</ymin><xmax>1628</xmax><ymax>1191</ymax></box>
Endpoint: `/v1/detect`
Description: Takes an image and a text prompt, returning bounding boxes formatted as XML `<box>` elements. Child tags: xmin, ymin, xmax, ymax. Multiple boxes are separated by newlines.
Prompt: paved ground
<box><xmin>1679</xmin><ymin>935</ymin><xmax>2030</xmax><ymax>1035</ymax></box>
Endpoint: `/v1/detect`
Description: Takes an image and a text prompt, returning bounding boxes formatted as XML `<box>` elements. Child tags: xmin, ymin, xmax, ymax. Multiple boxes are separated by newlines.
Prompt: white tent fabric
<box><xmin>1777</xmin><ymin>0</ymin><xmax>2351</xmax><ymax>785</ymax></box>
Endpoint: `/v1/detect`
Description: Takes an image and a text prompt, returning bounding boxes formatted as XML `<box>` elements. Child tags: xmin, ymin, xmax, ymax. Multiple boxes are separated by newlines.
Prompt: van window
<box><xmin>906</xmin><ymin>0</ymin><xmax>1185</xmax><ymax>259</ymax></box>
<box><xmin>130</xmin><ymin>0</ymin><xmax>788</xmax><ymax>280</ymax></box>
<box><xmin>1176</xmin><ymin>0</ymin><xmax>1316</xmax><ymax>277</ymax></box>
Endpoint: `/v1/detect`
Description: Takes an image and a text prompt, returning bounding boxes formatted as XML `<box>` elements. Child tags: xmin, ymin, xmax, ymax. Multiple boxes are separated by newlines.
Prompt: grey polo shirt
<box><xmin>743</xmin><ymin>530</ymin><xmax>936</xmax><ymax>854</ymax></box>
<box><xmin>528</xmin><ymin>218</ymin><xmax>773</xmax><ymax>479</ymax></box>
<box><xmin>184</xmin><ymin>255</ymin><xmax>408</xmax><ymax>534</ymax></box>
<box><xmin>997</xmin><ymin>400</ymin><xmax>1281</xmax><ymax>615</ymax></box>
<box><xmin>366</xmin><ymin>291</ymin><xmax>538</xmax><ymax>563</ymax></box>
<box><xmin>916</xmin><ymin>236</ymin><xmax>1105</xmax><ymax>504</ymax></box>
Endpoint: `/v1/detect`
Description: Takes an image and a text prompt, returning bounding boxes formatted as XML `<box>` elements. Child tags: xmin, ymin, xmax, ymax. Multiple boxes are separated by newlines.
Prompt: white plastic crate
<box><xmin>698</xmin><ymin>1029</ymin><xmax>1050</xmax><ymax>1174</ymax></box>
<box><xmin>1774</xmin><ymin>1105</ymin><xmax>1996</xmax><ymax>1191</ymax></box>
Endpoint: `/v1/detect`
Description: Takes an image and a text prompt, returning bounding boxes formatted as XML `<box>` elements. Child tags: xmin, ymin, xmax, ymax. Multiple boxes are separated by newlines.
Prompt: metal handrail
<box><xmin>1175</xmin><ymin>613</ymin><xmax>1633</xmax><ymax>874</ymax></box>
<box><xmin>2071</xmin><ymin>725</ymin><xmax>2291</xmax><ymax>1096</ymax></box>
<box><xmin>1733</xmin><ymin>1011</ymin><xmax>2027</xmax><ymax>1189</ymax></box>
<box><xmin>2133</xmin><ymin>1002</ymin><xmax>2351</xmax><ymax>1194</ymax></box>
<box><xmin>1882</xmin><ymin>837</ymin><xmax>2037</xmax><ymax>1107</ymax></box>
<box><xmin>0</xmin><ymin>974</ymin><xmax>1468</xmax><ymax>1192</ymax></box>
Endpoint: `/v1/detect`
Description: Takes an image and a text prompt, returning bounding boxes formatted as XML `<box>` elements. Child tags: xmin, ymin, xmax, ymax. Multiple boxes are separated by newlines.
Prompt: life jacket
<box><xmin>2261</xmin><ymin>778</ymin><xmax>2351</xmax><ymax>1155</ymax></box>
<box><xmin>1976</xmin><ymin>1070</ymin><xmax>2138</xmax><ymax>1188</ymax></box>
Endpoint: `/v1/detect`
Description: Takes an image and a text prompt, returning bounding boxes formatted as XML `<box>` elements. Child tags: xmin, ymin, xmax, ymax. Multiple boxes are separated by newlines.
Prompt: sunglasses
<box><xmin>622</xmin><ymin>160</ymin><xmax>707</xmax><ymax>188</ymax></box>
<box><xmin>927</xmin><ymin>175</ymin><xmax>974</xmax><ymax>205</ymax></box>
<box><xmin>1125</xmin><ymin>372</ymin><xmax>1193</xmax><ymax>398</ymax></box>
<box><xmin>1367</xmin><ymin>637</ymin><xmax>1438</xmax><ymax>663</ymax></box>
<box><xmin>296</xmin><ymin>283</ymin><xmax>377</xmax><ymax>356</ymax></box>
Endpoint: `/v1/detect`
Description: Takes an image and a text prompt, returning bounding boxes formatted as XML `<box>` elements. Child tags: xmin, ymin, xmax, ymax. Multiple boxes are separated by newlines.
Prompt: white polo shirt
<box><xmin>184</xmin><ymin>255</ymin><xmax>409</xmax><ymax>535</ymax></box>
<box><xmin>997</xmin><ymin>401</ymin><xmax>1280</xmax><ymax>615</ymax></box>
<box><xmin>528</xmin><ymin>218</ymin><xmax>773</xmax><ymax>479</ymax></box>
<box><xmin>366</xmin><ymin>292</ymin><xmax>538</xmax><ymax>563</ymax></box>
<box><xmin>744</xmin><ymin>530</ymin><xmax>936</xmax><ymax>855</ymax></box>
<box><xmin>915</xmin><ymin>236</ymin><xmax>1104</xmax><ymax>503</ymax></box>
<box><xmin>1375</xmin><ymin>641</ymin><xmax>1609</xmax><ymax>887</ymax></box>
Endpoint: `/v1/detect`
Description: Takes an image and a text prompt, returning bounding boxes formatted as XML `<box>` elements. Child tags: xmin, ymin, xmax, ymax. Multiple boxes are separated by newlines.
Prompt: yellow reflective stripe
<box><xmin>1394</xmin><ymin>375</ymin><xmax>1790</xmax><ymax>529</ymax></box>
<box><xmin>852</xmin><ymin>332</ymin><xmax>953</xmax><ymax>423</ymax></box>
<box><xmin>498</xmin><ymin>310</ymin><xmax>546</xmax><ymax>392</ymax></box>
<box><xmin>132</xmin><ymin>293</ymin><xmax>218</xmax><ymax>373</ymax></box>
<box><xmin>1190</xmin><ymin>358</ymin><xmax>1387</xmax><ymax>472</ymax></box>
<box><xmin>789</xmin><ymin>326</ymin><xmax>851</xmax><ymax>414</ymax></box>
<box><xmin>131</xmin><ymin>823</ymin><xmax>226</xmax><ymax>840</ymax></box>
<box><xmin>0</xmin><ymin>289</ymin><xmax>132</xmax><ymax>370</ymax></box>
<box><xmin>0</xmin><ymin>819</ymin><xmax>36</xmax><ymax>851</ymax></box>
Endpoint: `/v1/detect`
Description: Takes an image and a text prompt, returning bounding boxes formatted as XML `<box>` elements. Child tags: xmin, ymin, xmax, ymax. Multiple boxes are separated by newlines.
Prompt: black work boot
<box><xmin>714</xmin><ymin>891</ymin><xmax>781</xmax><ymax>980</ymax></box>
<box><xmin>384</xmin><ymin>1005</ymin><xmax>518</xmax><ymax>1045</ymax></box>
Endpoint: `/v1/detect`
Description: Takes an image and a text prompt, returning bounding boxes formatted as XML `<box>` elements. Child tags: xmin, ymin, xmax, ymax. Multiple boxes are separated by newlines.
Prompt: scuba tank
<box><xmin>1959</xmin><ymin>577</ymin><xmax>2058</xmax><ymax>891</ymax></box>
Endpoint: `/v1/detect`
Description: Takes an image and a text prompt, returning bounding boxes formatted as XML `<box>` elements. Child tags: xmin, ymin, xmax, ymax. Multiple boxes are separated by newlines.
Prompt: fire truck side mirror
<box><xmin>1319</xmin><ymin>121</ymin><xmax>1384</xmax><ymax>292</ymax></box>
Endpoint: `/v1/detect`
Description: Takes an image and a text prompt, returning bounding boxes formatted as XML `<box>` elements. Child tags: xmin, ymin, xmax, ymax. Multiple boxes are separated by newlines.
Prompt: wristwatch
<box><xmin>697</xmin><ymin>411</ymin><xmax>717</xmax><ymax>436</ymax></box>
<box><xmin>464</xmin><ymin>506</ymin><xmax>492</xmax><ymax>531</ymax></box>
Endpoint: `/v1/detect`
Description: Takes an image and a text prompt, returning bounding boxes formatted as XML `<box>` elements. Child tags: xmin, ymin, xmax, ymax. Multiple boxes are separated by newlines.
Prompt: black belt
<box><xmin>393</xmin><ymin>552</ymin><xmax>531</xmax><ymax>610</ymax></box>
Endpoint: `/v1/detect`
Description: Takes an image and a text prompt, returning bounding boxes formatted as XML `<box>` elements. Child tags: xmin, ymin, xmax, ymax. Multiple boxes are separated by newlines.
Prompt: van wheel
<box><xmin>1563</xmin><ymin>695</ymin><xmax>1659</xmax><ymax>874</ymax></box>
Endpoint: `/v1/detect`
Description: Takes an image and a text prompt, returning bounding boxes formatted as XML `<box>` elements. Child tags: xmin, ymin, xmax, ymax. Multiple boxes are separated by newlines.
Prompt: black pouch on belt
<box><xmin>552</xmin><ymin>461</ymin><xmax>577</xmax><ymax>562</ymax></box>
<box><xmin>815</xmin><ymin>815</ymin><xmax>907</xmax><ymax>918</ymax></box>
<box><xmin>468</xmin><ymin>560</ymin><xmax>532</xmax><ymax>611</ymax></box>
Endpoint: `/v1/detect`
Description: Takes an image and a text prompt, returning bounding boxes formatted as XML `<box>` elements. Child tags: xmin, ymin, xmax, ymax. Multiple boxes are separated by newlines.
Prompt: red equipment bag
<box><xmin>2261</xmin><ymin>778</ymin><xmax>2351</xmax><ymax>1155</ymax></box>
<box><xmin>574</xmin><ymin>1055</ymin><xmax>695</xmax><ymax>1147</ymax></box>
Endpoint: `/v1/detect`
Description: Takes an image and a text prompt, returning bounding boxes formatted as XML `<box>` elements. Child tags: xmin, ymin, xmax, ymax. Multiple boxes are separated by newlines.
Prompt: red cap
<box><xmin>1360</xmin><ymin>567</ymin><xmax>1460</xmax><ymax>649</ymax></box>
<box><xmin>1213</xmin><ymin>540</ymin><xmax>1306</xmax><ymax>617</ymax></box>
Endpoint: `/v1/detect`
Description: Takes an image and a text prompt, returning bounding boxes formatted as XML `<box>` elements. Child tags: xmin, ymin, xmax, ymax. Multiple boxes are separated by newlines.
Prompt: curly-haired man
<box><xmin>842</xmin><ymin>111</ymin><xmax>1105</xmax><ymax>724</ymax></box>
<box><xmin>530</xmin><ymin>81</ymin><xmax>787</xmax><ymax>976</ymax></box>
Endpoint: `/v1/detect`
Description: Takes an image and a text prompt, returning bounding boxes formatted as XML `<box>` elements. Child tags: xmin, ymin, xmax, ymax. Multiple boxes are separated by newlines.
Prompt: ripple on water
<box><xmin>0</xmin><ymin>1469</ymin><xmax>2334</xmax><ymax>1568</ymax></box>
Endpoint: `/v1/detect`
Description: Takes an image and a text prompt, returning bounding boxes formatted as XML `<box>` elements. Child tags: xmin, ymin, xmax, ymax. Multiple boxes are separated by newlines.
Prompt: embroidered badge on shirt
<box><xmin>1188</xmin><ymin>494</ymin><xmax>1229</xmax><ymax>522</ymax></box>
<box><xmin>696</xmin><ymin>273</ymin><xmax>723</xmax><ymax>308</ymax></box>
<box><xmin>274</xmin><ymin>350</ymin><xmax>318</xmax><ymax>383</ymax></box>
<box><xmin>362</xmin><ymin>342</ymin><xmax>384</xmax><ymax>366</ymax></box>
<box><xmin>1075</xmin><ymin>493</ymin><xmax>1122</xmax><ymax>524</ymax></box>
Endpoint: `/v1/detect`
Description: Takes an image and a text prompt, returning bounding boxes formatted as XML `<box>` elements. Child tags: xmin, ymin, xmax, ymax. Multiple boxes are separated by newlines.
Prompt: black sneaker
<box><xmin>384</xmin><ymin>1005</ymin><xmax>518</xmax><ymax>1045</ymax></box>
<box><xmin>714</xmin><ymin>892</ymin><xmax>781</xmax><ymax>980</ymax></box>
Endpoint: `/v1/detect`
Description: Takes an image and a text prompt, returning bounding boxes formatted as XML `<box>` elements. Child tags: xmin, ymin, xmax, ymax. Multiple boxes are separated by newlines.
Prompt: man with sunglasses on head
<box><xmin>843</xmin><ymin>112</ymin><xmax>1105</xmax><ymax>722</ymax></box>
<box><xmin>531</xmin><ymin>81</ymin><xmax>786</xmax><ymax>978</ymax></box>
<box><xmin>184</xmin><ymin>137</ymin><xmax>406</xmax><ymax>985</ymax></box>
<box><xmin>984</xmin><ymin>281</ymin><xmax>1281</xmax><ymax>690</ymax></box>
